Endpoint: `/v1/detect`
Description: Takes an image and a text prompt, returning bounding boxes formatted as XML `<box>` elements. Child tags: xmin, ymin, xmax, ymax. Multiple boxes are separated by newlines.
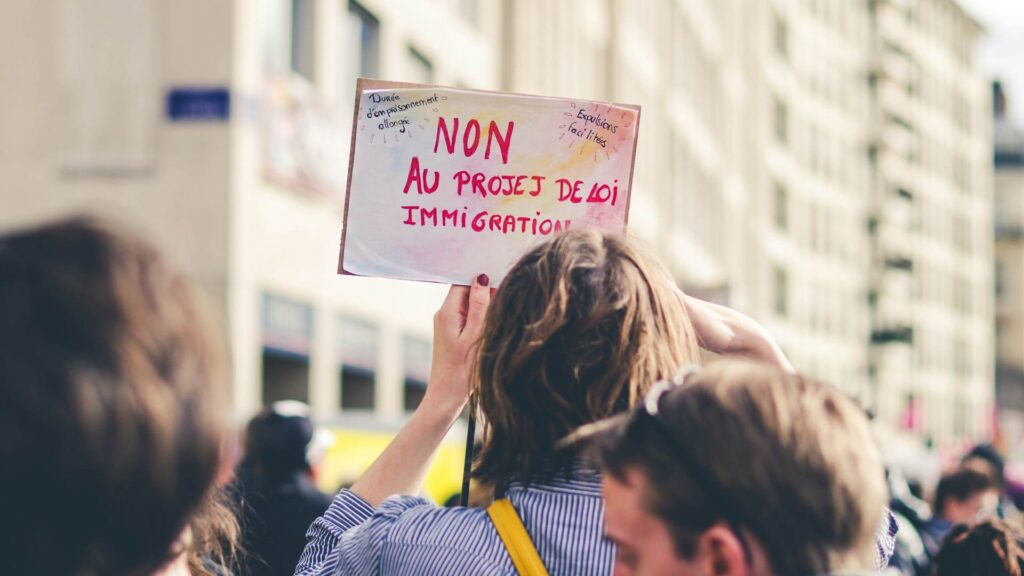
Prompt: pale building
<box><xmin>866</xmin><ymin>0</ymin><xmax>993</xmax><ymax>449</ymax></box>
<box><xmin>994</xmin><ymin>82</ymin><xmax>1024</xmax><ymax>446</ymax></box>
<box><xmin>0</xmin><ymin>0</ymin><xmax>499</xmax><ymax>431</ymax></box>
<box><xmin>502</xmin><ymin>0</ymin><xmax>993</xmax><ymax>453</ymax></box>
<box><xmin>752</xmin><ymin>0</ymin><xmax>875</xmax><ymax>405</ymax></box>
<box><xmin>0</xmin><ymin>0</ymin><xmax>995</xmax><ymax>454</ymax></box>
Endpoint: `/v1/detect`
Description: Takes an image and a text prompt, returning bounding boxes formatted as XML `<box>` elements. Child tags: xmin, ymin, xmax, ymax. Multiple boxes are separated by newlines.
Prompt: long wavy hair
<box><xmin>473</xmin><ymin>229</ymin><xmax>701</xmax><ymax>486</ymax></box>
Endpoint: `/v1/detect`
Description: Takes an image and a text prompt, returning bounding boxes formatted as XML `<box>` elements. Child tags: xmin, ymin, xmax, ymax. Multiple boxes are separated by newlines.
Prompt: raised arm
<box><xmin>349</xmin><ymin>275</ymin><xmax>491</xmax><ymax>505</ymax></box>
<box><xmin>681</xmin><ymin>292</ymin><xmax>794</xmax><ymax>373</ymax></box>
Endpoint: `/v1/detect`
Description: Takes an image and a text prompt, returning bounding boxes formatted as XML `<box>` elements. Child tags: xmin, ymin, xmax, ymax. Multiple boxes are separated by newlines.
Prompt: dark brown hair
<box><xmin>935</xmin><ymin>519</ymin><xmax>1024</xmax><ymax>576</ymax></box>
<box><xmin>934</xmin><ymin>468</ymin><xmax>996</xmax><ymax>518</ymax></box>
<box><xmin>0</xmin><ymin>218</ymin><xmax>236</xmax><ymax>575</ymax></box>
<box><xmin>588</xmin><ymin>360</ymin><xmax>886</xmax><ymax>575</ymax></box>
<box><xmin>473</xmin><ymin>229</ymin><xmax>700</xmax><ymax>486</ymax></box>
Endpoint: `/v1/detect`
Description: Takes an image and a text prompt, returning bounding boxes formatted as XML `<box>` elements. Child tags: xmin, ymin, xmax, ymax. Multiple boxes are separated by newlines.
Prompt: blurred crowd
<box><xmin>4</xmin><ymin>216</ymin><xmax>1024</xmax><ymax>576</ymax></box>
<box><xmin>888</xmin><ymin>443</ymin><xmax>1024</xmax><ymax>575</ymax></box>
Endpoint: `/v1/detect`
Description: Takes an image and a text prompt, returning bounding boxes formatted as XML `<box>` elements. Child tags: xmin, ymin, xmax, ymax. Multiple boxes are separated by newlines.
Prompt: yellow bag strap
<box><xmin>486</xmin><ymin>498</ymin><xmax>550</xmax><ymax>576</ymax></box>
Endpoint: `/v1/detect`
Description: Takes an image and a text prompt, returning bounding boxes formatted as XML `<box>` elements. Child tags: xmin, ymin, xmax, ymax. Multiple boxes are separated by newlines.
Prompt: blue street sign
<box><xmin>166</xmin><ymin>88</ymin><xmax>230</xmax><ymax>121</ymax></box>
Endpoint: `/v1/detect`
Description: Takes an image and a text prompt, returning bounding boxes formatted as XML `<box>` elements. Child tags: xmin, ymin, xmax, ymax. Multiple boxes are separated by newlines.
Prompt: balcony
<box><xmin>996</xmin><ymin>223</ymin><xmax>1024</xmax><ymax>240</ymax></box>
<box><xmin>871</xmin><ymin>325</ymin><xmax>914</xmax><ymax>345</ymax></box>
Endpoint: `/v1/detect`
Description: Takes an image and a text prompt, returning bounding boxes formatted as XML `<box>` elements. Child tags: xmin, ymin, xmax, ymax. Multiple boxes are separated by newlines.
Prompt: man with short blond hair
<box><xmin>585</xmin><ymin>360</ymin><xmax>892</xmax><ymax>576</ymax></box>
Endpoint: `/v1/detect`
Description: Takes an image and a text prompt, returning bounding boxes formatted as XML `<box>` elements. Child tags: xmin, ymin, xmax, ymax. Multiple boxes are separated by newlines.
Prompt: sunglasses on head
<box><xmin>639</xmin><ymin>366</ymin><xmax>754</xmax><ymax>565</ymax></box>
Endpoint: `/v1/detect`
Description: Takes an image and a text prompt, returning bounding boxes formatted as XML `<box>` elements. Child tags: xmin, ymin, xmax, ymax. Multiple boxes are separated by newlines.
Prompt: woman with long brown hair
<box><xmin>296</xmin><ymin>229</ymin><xmax>791</xmax><ymax>575</ymax></box>
<box><xmin>0</xmin><ymin>218</ymin><xmax>239</xmax><ymax>576</ymax></box>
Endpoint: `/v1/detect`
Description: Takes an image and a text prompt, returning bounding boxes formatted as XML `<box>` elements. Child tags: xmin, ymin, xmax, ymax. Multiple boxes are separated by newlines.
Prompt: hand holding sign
<box><xmin>423</xmin><ymin>275</ymin><xmax>492</xmax><ymax>415</ymax></box>
<box><xmin>339</xmin><ymin>79</ymin><xmax>641</xmax><ymax>285</ymax></box>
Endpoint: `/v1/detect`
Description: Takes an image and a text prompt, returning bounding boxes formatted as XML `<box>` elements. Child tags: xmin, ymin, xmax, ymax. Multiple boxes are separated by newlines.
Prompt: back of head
<box><xmin>242</xmin><ymin>401</ymin><xmax>324</xmax><ymax>482</ymax></box>
<box><xmin>934</xmin><ymin>467</ymin><xmax>995</xmax><ymax>518</ymax></box>
<box><xmin>474</xmin><ymin>229</ymin><xmax>700</xmax><ymax>485</ymax></box>
<box><xmin>0</xmin><ymin>218</ymin><xmax>228</xmax><ymax>575</ymax></box>
<box><xmin>963</xmin><ymin>443</ymin><xmax>1006</xmax><ymax>486</ymax></box>
<box><xmin>934</xmin><ymin>519</ymin><xmax>1024</xmax><ymax>576</ymax></box>
<box><xmin>594</xmin><ymin>360</ymin><xmax>886</xmax><ymax>575</ymax></box>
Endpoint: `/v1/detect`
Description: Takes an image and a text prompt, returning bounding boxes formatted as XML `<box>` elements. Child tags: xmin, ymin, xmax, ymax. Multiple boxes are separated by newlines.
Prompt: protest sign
<box><xmin>339</xmin><ymin>79</ymin><xmax>640</xmax><ymax>285</ymax></box>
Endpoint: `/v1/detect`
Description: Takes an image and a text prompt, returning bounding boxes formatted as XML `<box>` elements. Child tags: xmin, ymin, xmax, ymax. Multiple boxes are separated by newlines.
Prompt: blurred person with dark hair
<box><xmin>921</xmin><ymin>467</ymin><xmax>999</xmax><ymax>563</ymax></box>
<box><xmin>962</xmin><ymin>443</ymin><xmax>1021</xmax><ymax>520</ymax></box>
<box><xmin>963</xmin><ymin>444</ymin><xmax>1006</xmax><ymax>487</ymax></box>
<box><xmin>234</xmin><ymin>401</ymin><xmax>334</xmax><ymax>576</ymax></box>
<box><xmin>0</xmin><ymin>218</ymin><xmax>239</xmax><ymax>575</ymax></box>
<box><xmin>933</xmin><ymin>518</ymin><xmax>1024</xmax><ymax>576</ymax></box>
<box><xmin>579</xmin><ymin>361</ymin><xmax>891</xmax><ymax>576</ymax></box>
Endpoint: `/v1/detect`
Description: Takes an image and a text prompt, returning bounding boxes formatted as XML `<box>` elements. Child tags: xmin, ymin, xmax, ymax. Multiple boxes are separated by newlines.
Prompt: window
<box><xmin>403</xmin><ymin>335</ymin><xmax>432</xmax><ymax>411</ymax></box>
<box><xmin>261</xmin><ymin>294</ymin><xmax>314</xmax><ymax>404</ymax></box>
<box><xmin>262</xmin><ymin>352</ymin><xmax>310</xmax><ymax>404</ymax></box>
<box><xmin>349</xmin><ymin>1</ymin><xmax>380</xmax><ymax>78</ymax></box>
<box><xmin>338</xmin><ymin>316</ymin><xmax>378</xmax><ymax>410</ymax></box>
<box><xmin>262</xmin><ymin>0</ymin><xmax>291</xmax><ymax>72</ymax></box>
<box><xmin>809</xmin><ymin>205</ymin><xmax>821</xmax><ymax>251</ymax></box>
<box><xmin>407</xmin><ymin>46</ymin><xmax>434</xmax><ymax>84</ymax></box>
<box><xmin>291</xmin><ymin>0</ymin><xmax>316</xmax><ymax>79</ymax></box>
<box><xmin>884</xmin><ymin>256</ymin><xmax>913</xmax><ymax>273</ymax></box>
<box><xmin>774</xmin><ymin>97</ymin><xmax>788</xmax><ymax>145</ymax></box>
<box><xmin>336</xmin><ymin>1</ymin><xmax>380</xmax><ymax>108</ymax></box>
<box><xmin>774</xmin><ymin>266</ymin><xmax>788</xmax><ymax>317</ymax></box>
<box><xmin>774</xmin><ymin>182</ymin><xmax>788</xmax><ymax>230</ymax></box>
<box><xmin>953</xmin><ymin>214</ymin><xmax>969</xmax><ymax>253</ymax></box>
<box><xmin>774</xmin><ymin>12</ymin><xmax>789</xmax><ymax>59</ymax></box>
<box><xmin>954</xmin><ymin>336</ymin><xmax>968</xmax><ymax>378</ymax></box>
<box><xmin>340</xmin><ymin>366</ymin><xmax>374</xmax><ymax>409</ymax></box>
<box><xmin>953</xmin><ymin>397</ymin><xmax>966</xmax><ymax>436</ymax></box>
<box><xmin>459</xmin><ymin>0</ymin><xmax>478</xmax><ymax>26</ymax></box>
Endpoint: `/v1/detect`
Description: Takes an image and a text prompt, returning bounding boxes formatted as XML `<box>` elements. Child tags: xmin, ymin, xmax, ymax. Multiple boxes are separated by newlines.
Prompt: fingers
<box><xmin>436</xmin><ymin>285</ymin><xmax>469</xmax><ymax>330</ymax></box>
<box><xmin>463</xmin><ymin>274</ymin><xmax>491</xmax><ymax>336</ymax></box>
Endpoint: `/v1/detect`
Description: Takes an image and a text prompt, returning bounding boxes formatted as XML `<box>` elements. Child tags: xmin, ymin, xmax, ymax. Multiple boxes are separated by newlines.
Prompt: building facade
<box><xmin>503</xmin><ymin>0</ymin><xmax>994</xmax><ymax>452</ymax></box>
<box><xmin>0</xmin><ymin>0</ymin><xmax>498</xmax><ymax>433</ymax></box>
<box><xmin>994</xmin><ymin>82</ymin><xmax>1024</xmax><ymax>447</ymax></box>
<box><xmin>866</xmin><ymin>0</ymin><xmax>993</xmax><ymax>449</ymax></box>
<box><xmin>0</xmin><ymin>0</ymin><xmax>995</xmax><ymax>454</ymax></box>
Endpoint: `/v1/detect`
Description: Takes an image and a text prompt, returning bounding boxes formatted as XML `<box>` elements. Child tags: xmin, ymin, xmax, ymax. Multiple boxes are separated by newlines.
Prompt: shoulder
<box><xmin>377</xmin><ymin>496</ymin><xmax>496</xmax><ymax>548</ymax></box>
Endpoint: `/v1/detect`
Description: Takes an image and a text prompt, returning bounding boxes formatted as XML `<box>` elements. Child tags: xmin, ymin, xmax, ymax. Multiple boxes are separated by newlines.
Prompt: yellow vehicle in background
<box><xmin>315</xmin><ymin>415</ymin><xmax>469</xmax><ymax>505</ymax></box>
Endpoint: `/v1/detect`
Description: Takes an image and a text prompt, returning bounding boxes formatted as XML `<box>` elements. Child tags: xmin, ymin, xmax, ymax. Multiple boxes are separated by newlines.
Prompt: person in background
<box><xmin>885</xmin><ymin>467</ymin><xmax>932</xmax><ymax>576</ymax></box>
<box><xmin>963</xmin><ymin>444</ymin><xmax>1006</xmax><ymax>488</ymax></box>
<box><xmin>234</xmin><ymin>401</ymin><xmax>334</xmax><ymax>576</ymax></box>
<box><xmin>962</xmin><ymin>443</ymin><xmax>1021</xmax><ymax>520</ymax></box>
<box><xmin>0</xmin><ymin>218</ymin><xmax>239</xmax><ymax>576</ymax></box>
<box><xmin>920</xmin><ymin>467</ymin><xmax>998</xmax><ymax>561</ymax></box>
<box><xmin>933</xmin><ymin>518</ymin><xmax>1024</xmax><ymax>576</ymax></box>
<box><xmin>578</xmin><ymin>360</ymin><xmax>891</xmax><ymax>576</ymax></box>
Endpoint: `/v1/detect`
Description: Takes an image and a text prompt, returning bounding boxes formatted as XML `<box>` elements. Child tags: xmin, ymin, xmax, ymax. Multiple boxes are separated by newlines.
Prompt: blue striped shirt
<box><xmin>295</xmin><ymin>465</ymin><xmax>898</xmax><ymax>575</ymax></box>
<box><xmin>295</xmin><ymin>465</ymin><xmax>612</xmax><ymax>575</ymax></box>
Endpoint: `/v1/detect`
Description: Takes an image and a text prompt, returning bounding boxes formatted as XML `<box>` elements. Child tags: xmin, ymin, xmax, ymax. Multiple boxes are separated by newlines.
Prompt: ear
<box><xmin>695</xmin><ymin>525</ymin><xmax>751</xmax><ymax>576</ymax></box>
